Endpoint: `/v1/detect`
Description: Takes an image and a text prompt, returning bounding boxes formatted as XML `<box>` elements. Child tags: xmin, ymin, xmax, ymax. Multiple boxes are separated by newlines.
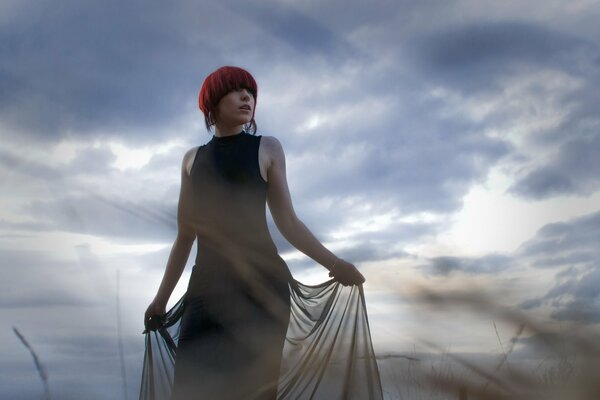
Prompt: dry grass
<box><xmin>378</xmin><ymin>286</ymin><xmax>600</xmax><ymax>400</ymax></box>
<box><xmin>13</xmin><ymin>326</ymin><xmax>51</xmax><ymax>400</ymax></box>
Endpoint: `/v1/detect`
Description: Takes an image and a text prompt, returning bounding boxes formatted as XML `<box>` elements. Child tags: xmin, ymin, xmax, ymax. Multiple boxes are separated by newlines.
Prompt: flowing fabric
<box><xmin>140</xmin><ymin>279</ymin><xmax>383</xmax><ymax>399</ymax></box>
<box><xmin>139</xmin><ymin>131</ymin><xmax>383</xmax><ymax>399</ymax></box>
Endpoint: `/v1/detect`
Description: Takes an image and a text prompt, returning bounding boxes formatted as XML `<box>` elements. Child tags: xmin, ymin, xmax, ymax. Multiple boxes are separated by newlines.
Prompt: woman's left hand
<box><xmin>328</xmin><ymin>259</ymin><xmax>366</xmax><ymax>286</ymax></box>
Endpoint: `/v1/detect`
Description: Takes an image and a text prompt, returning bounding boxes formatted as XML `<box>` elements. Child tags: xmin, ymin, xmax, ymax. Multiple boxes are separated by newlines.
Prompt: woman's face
<box><xmin>214</xmin><ymin>87</ymin><xmax>255</xmax><ymax>128</ymax></box>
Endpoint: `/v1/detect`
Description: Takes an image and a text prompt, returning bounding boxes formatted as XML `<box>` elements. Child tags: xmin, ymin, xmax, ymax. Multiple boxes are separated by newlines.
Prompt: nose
<box><xmin>240</xmin><ymin>89</ymin><xmax>250</xmax><ymax>100</ymax></box>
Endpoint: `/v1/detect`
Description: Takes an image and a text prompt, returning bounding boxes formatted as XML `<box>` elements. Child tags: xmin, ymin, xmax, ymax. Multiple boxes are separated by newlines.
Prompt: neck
<box><xmin>214</xmin><ymin>123</ymin><xmax>245</xmax><ymax>137</ymax></box>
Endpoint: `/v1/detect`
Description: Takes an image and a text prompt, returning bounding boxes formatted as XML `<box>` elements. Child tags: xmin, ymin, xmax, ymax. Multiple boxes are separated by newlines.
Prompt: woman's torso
<box><xmin>184</xmin><ymin>131</ymin><xmax>292</xmax><ymax>299</ymax></box>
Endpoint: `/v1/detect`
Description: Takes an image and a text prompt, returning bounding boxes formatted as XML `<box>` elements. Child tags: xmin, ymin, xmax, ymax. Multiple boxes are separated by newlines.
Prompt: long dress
<box><xmin>139</xmin><ymin>131</ymin><xmax>383</xmax><ymax>400</ymax></box>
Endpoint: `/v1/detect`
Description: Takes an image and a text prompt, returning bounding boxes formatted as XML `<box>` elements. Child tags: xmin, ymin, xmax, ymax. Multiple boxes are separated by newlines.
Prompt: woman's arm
<box><xmin>264</xmin><ymin>137</ymin><xmax>364</xmax><ymax>285</ymax></box>
<box><xmin>144</xmin><ymin>147</ymin><xmax>197</xmax><ymax>325</ymax></box>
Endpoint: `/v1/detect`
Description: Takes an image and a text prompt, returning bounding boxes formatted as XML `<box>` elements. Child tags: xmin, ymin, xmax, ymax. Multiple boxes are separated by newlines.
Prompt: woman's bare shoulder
<box><xmin>183</xmin><ymin>145</ymin><xmax>201</xmax><ymax>176</ymax></box>
<box><xmin>259</xmin><ymin>135</ymin><xmax>284</xmax><ymax>155</ymax></box>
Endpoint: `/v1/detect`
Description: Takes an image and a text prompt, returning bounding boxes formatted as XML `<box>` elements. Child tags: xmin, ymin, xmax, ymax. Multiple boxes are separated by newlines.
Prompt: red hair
<box><xmin>198</xmin><ymin>66</ymin><xmax>258</xmax><ymax>134</ymax></box>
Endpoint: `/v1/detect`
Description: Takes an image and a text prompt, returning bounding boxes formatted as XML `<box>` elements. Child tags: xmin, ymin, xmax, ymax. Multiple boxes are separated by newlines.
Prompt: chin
<box><xmin>235</xmin><ymin>118</ymin><xmax>252</xmax><ymax>126</ymax></box>
<box><xmin>220</xmin><ymin>115</ymin><xmax>252</xmax><ymax>127</ymax></box>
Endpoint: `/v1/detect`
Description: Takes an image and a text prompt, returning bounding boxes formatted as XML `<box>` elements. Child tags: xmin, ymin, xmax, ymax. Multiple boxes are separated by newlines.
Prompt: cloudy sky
<box><xmin>2</xmin><ymin>0</ymin><xmax>600</xmax><ymax>398</ymax></box>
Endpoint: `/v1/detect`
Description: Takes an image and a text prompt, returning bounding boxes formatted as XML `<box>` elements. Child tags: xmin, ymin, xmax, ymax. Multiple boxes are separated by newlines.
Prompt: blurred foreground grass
<box><xmin>378</xmin><ymin>285</ymin><xmax>600</xmax><ymax>400</ymax></box>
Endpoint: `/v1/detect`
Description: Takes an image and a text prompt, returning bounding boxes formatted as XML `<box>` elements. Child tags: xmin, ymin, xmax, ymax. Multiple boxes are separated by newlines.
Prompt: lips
<box><xmin>239</xmin><ymin>105</ymin><xmax>251</xmax><ymax>111</ymax></box>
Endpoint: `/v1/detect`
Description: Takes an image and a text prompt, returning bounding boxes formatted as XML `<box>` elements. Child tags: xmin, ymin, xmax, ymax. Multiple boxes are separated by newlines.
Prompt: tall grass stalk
<box><xmin>13</xmin><ymin>326</ymin><xmax>51</xmax><ymax>400</ymax></box>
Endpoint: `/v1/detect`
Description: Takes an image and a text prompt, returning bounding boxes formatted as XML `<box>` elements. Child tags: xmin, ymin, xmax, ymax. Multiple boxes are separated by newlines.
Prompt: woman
<box><xmin>141</xmin><ymin>66</ymin><xmax>382</xmax><ymax>400</ymax></box>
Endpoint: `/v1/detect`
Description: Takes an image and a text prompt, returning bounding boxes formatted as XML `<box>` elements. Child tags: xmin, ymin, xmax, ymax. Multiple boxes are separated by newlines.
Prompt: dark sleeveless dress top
<box><xmin>185</xmin><ymin>130</ymin><xmax>292</xmax><ymax>300</ymax></box>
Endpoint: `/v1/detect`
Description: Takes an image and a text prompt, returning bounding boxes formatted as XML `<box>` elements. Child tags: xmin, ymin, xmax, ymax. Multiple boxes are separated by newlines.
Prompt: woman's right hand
<box><xmin>328</xmin><ymin>259</ymin><xmax>366</xmax><ymax>286</ymax></box>
<box><xmin>143</xmin><ymin>299</ymin><xmax>167</xmax><ymax>333</ymax></box>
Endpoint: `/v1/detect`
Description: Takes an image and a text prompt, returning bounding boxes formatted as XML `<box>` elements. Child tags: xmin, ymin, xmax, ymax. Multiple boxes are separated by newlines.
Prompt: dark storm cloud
<box><xmin>360</xmin><ymin>124</ymin><xmax>509</xmax><ymax>215</ymax></box>
<box><xmin>282</xmin><ymin>88</ymin><xmax>512</xmax><ymax>216</ymax></box>
<box><xmin>405</xmin><ymin>20</ymin><xmax>600</xmax><ymax>200</ymax></box>
<box><xmin>422</xmin><ymin>253</ymin><xmax>513</xmax><ymax>276</ymax></box>
<box><xmin>528</xmin><ymin>267</ymin><xmax>600</xmax><ymax>323</ymax></box>
<box><xmin>0</xmin><ymin>0</ymin><xmax>595</xmax><ymax>274</ymax></box>
<box><xmin>334</xmin><ymin>241</ymin><xmax>411</xmax><ymax>264</ymax></box>
<box><xmin>515</xmin><ymin>210</ymin><xmax>600</xmax><ymax>323</ymax></box>
<box><xmin>406</xmin><ymin>21</ymin><xmax>595</xmax><ymax>93</ymax></box>
<box><xmin>509</xmin><ymin>133</ymin><xmax>600</xmax><ymax>199</ymax></box>
<box><xmin>509</xmin><ymin>167</ymin><xmax>577</xmax><ymax>199</ymax></box>
<box><xmin>0</xmin><ymin>0</ymin><xmax>363</xmax><ymax>146</ymax></box>
<box><xmin>222</xmin><ymin>0</ymin><xmax>358</xmax><ymax>62</ymax></box>
<box><xmin>517</xmin><ymin>210</ymin><xmax>600</xmax><ymax>260</ymax></box>
<box><xmin>446</xmin><ymin>24</ymin><xmax>600</xmax><ymax>200</ymax></box>
<box><xmin>0</xmin><ymin>0</ymin><xmax>553</xmax><ymax>235</ymax></box>
<box><xmin>0</xmin><ymin>0</ymin><xmax>219</xmax><ymax>143</ymax></box>
<box><xmin>531</xmin><ymin>251</ymin><xmax>596</xmax><ymax>268</ymax></box>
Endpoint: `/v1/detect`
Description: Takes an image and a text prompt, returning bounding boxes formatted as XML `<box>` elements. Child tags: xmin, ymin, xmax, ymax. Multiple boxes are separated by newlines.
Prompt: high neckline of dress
<box><xmin>211</xmin><ymin>131</ymin><xmax>245</xmax><ymax>143</ymax></box>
